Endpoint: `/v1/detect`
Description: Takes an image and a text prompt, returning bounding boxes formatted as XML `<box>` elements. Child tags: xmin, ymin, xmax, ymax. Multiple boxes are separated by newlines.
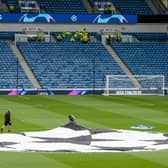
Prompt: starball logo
<box><xmin>71</xmin><ymin>15</ymin><xmax>78</xmax><ymax>22</ymax></box>
<box><xmin>93</xmin><ymin>14</ymin><xmax>128</xmax><ymax>23</ymax></box>
<box><xmin>19</xmin><ymin>14</ymin><xmax>55</xmax><ymax>23</ymax></box>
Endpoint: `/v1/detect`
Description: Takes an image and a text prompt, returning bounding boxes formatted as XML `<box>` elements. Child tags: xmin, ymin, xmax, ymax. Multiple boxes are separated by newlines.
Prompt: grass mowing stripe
<box><xmin>41</xmin><ymin>96</ymin><xmax>168</xmax><ymax>126</ymax></box>
<box><xmin>0</xmin><ymin>96</ymin><xmax>137</xmax><ymax>129</ymax></box>
<box><xmin>0</xmin><ymin>152</ymin><xmax>71</xmax><ymax>168</ymax></box>
<box><xmin>1</xmin><ymin>96</ymin><xmax>168</xmax><ymax>131</ymax></box>
<box><xmin>129</xmin><ymin>150</ymin><xmax>168</xmax><ymax>167</ymax></box>
<box><xmin>42</xmin><ymin>152</ymin><xmax>168</xmax><ymax>168</ymax></box>
<box><xmin>51</xmin><ymin>96</ymin><xmax>168</xmax><ymax>123</ymax></box>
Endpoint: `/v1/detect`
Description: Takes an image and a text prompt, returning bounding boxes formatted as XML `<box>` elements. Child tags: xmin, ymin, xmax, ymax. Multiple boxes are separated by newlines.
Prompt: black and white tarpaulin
<box><xmin>0</xmin><ymin>123</ymin><xmax>168</xmax><ymax>152</ymax></box>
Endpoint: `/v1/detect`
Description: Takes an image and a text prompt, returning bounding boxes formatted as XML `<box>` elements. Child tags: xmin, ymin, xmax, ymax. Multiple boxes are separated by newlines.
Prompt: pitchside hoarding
<box><xmin>0</xmin><ymin>14</ymin><xmax>137</xmax><ymax>23</ymax></box>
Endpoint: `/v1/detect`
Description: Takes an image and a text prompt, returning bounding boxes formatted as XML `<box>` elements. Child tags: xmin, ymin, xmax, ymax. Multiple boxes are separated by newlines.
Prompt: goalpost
<box><xmin>104</xmin><ymin>75</ymin><xmax>165</xmax><ymax>96</ymax></box>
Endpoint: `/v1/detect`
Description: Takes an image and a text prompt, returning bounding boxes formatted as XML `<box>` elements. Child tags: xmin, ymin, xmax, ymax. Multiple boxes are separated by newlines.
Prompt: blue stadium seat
<box><xmin>17</xmin><ymin>41</ymin><xmax>131</xmax><ymax>89</ymax></box>
<box><xmin>89</xmin><ymin>0</ymin><xmax>153</xmax><ymax>14</ymax></box>
<box><xmin>122</xmin><ymin>32</ymin><xmax>168</xmax><ymax>42</ymax></box>
<box><xmin>0</xmin><ymin>32</ymin><xmax>21</xmax><ymax>41</ymax></box>
<box><xmin>37</xmin><ymin>0</ymin><xmax>87</xmax><ymax>14</ymax></box>
<box><xmin>0</xmin><ymin>42</ymin><xmax>33</xmax><ymax>89</ymax></box>
<box><xmin>111</xmin><ymin>42</ymin><xmax>168</xmax><ymax>87</ymax></box>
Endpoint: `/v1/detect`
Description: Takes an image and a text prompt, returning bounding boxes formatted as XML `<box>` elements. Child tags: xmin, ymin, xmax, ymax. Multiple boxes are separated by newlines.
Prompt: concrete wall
<box><xmin>0</xmin><ymin>23</ymin><xmax>168</xmax><ymax>33</ymax></box>
<box><xmin>161</xmin><ymin>0</ymin><xmax>168</xmax><ymax>8</ymax></box>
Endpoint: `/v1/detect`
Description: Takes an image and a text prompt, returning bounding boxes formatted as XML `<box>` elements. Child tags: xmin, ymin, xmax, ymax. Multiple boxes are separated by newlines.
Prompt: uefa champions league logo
<box><xmin>19</xmin><ymin>14</ymin><xmax>56</xmax><ymax>23</ymax></box>
<box><xmin>0</xmin><ymin>14</ymin><xmax>2</xmax><ymax>21</ymax></box>
<box><xmin>93</xmin><ymin>14</ymin><xmax>128</xmax><ymax>23</ymax></box>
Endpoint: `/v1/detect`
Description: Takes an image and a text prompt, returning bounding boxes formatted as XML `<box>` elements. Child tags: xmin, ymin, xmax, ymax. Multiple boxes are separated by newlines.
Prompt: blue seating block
<box><xmin>111</xmin><ymin>42</ymin><xmax>168</xmax><ymax>87</ymax></box>
<box><xmin>17</xmin><ymin>41</ymin><xmax>129</xmax><ymax>89</ymax></box>
<box><xmin>37</xmin><ymin>0</ymin><xmax>87</xmax><ymax>14</ymax></box>
<box><xmin>3</xmin><ymin>0</ymin><xmax>20</xmax><ymax>13</ymax></box>
<box><xmin>89</xmin><ymin>0</ymin><xmax>153</xmax><ymax>14</ymax></box>
<box><xmin>122</xmin><ymin>32</ymin><xmax>168</xmax><ymax>42</ymax></box>
<box><xmin>0</xmin><ymin>32</ymin><xmax>21</xmax><ymax>40</ymax></box>
<box><xmin>0</xmin><ymin>42</ymin><xmax>33</xmax><ymax>89</ymax></box>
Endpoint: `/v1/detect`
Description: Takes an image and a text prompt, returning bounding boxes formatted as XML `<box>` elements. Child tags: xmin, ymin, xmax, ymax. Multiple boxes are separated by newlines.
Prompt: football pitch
<box><xmin>0</xmin><ymin>95</ymin><xmax>168</xmax><ymax>168</ymax></box>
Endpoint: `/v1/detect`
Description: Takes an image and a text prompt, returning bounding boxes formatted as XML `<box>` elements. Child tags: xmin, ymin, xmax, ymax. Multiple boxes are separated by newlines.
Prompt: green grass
<box><xmin>0</xmin><ymin>95</ymin><xmax>168</xmax><ymax>168</ymax></box>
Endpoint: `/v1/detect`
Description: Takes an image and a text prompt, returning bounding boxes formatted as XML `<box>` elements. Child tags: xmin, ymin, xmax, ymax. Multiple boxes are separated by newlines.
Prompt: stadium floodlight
<box><xmin>104</xmin><ymin>75</ymin><xmax>165</xmax><ymax>96</ymax></box>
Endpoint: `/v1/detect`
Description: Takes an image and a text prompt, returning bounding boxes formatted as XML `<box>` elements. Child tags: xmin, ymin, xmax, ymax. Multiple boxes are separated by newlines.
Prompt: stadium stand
<box><xmin>0</xmin><ymin>30</ymin><xmax>167</xmax><ymax>90</ymax></box>
<box><xmin>2</xmin><ymin>0</ymin><xmax>156</xmax><ymax>14</ymax></box>
<box><xmin>89</xmin><ymin>0</ymin><xmax>153</xmax><ymax>14</ymax></box>
<box><xmin>111</xmin><ymin>42</ymin><xmax>168</xmax><ymax>87</ymax></box>
<box><xmin>17</xmin><ymin>41</ymin><xmax>133</xmax><ymax>89</ymax></box>
<box><xmin>122</xmin><ymin>32</ymin><xmax>168</xmax><ymax>42</ymax></box>
<box><xmin>3</xmin><ymin>0</ymin><xmax>20</xmax><ymax>12</ymax></box>
<box><xmin>0</xmin><ymin>41</ymin><xmax>33</xmax><ymax>89</ymax></box>
<box><xmin>111</xmin><ymin>0</ymin><xmax>153</xmax><ymax>14</ymax></box>
<box><xmin>0</xmin><ymin>32</ymin><xmax>21</xmax><ymax>41</ymax></box>
<box><xmin>36</xmin><ymin>0</ymin><xmax>87</xmax><ymax>14</ymax></box>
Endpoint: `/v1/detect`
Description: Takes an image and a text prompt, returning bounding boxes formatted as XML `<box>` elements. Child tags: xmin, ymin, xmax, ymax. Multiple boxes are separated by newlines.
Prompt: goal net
<box><xmin>104</xmin><ymin>75</ymin><xmax>165</xmax><ymax>96</ymax></box>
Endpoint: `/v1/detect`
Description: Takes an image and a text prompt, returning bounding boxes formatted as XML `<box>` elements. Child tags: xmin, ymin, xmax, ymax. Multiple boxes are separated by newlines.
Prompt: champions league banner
<box><xmin>0</xmin><ymin>13</ymin><xmax>137</xmax><ymax>23</ymax></box>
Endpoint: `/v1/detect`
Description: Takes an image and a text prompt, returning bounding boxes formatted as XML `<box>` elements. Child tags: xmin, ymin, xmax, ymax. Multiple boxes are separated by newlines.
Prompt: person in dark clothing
<box><xmin>1</xmin><ymin>110</ymin><xmax>12</xmax><ymax>133</ymax></box>
<box><xmin>68</xmin><ymin>115</ymin><xmax>76</xmax><ymax>124</ymax></box>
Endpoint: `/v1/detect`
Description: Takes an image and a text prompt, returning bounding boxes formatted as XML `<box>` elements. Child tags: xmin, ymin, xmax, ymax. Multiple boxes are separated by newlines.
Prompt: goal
<box><xmin>104</xmin><ymin>75</ymin><xmax>165</xmax><ymax>96</ymax></box>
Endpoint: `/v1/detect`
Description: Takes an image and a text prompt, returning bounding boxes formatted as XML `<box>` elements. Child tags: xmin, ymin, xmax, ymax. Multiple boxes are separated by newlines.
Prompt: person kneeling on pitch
<box><xmin>1</xmin><ymin>110</ymin><xmax>12</xmax><ymax>133</ymax></box>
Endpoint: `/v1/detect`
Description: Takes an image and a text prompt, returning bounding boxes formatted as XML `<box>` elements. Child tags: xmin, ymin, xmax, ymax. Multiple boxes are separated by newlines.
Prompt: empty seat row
<box><xmin>111</xmin><ymin>42</ymin><xmax>168</xmax><ymax>87</ymax></box>
<box><xmin>89</xmin><ymin>0</ymin><xmax>153</xmax><ymax>14</ymax></box>
<box><xmin>17</xmin><ymin>41</ymin><xmax>132</xmax><ymax>89</ymax></box>
<box><xmin>0</xmin><ymin>42</ymin><xmax>33</xmax><ymax>89</ymax></box>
